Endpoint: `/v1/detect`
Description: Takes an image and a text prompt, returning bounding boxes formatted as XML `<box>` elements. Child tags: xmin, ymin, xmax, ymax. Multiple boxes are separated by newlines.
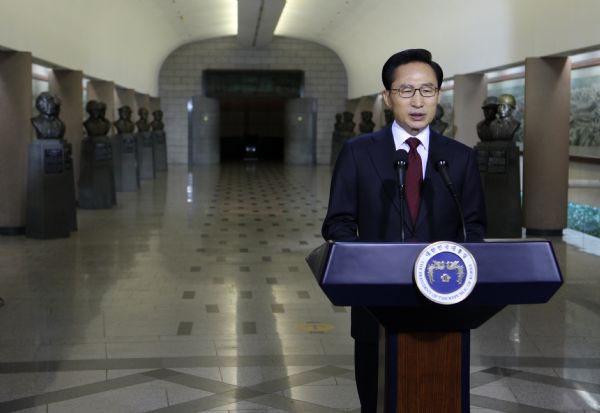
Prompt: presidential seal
<box><xmin>414</xmin><ymin>241</ymin><xmax>477</xmax><ymax>305</ymax></box>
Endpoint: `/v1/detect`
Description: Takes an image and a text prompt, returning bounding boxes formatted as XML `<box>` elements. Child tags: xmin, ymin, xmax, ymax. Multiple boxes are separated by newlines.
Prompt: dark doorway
<box><xmin>204</xmin><ymin>70</ymin><xmax>303</xmax><ymax>162</ymax></box>
<box><xmin>219</xmin><ymin>97</ymin><xmax>285</xmax><ymax>162</ymax></box>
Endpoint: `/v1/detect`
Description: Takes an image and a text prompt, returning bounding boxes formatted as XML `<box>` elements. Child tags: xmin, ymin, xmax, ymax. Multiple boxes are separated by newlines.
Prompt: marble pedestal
<box><xmin>153</xmin><ymin>131</ymin><xmax>168</xmax><ymax>172</ymax></box>
<box><xmin>475</xmin><ymin>141</ymin><xmax>522</xmax><ymax>238</ymax></box>
<box><xmin>26</xmin><ymin>139</ymin><xmax>76</xmax><ymax>239</ymax></box>
<box><xmin>113</xmin><ymin>133</ymin><xmax>140</xmax><ymax>192</ymax></box>
<box><xmin>79</xmin><ymin>137</ymin><xmax>116</xmax><ymax>209</ymax></box>
<box><xmin>137</xmin><ymin>132</ymin><xmax>156</xmax><ymax>179</ymax></box>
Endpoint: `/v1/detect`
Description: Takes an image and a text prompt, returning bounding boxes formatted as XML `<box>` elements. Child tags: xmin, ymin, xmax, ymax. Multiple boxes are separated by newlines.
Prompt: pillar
<box><xmin>149</xmin><ymin>97</ymin><xmax>161</xmax><ymax>113</ymax></box>
<box><xmin>49</xmin><ymin>70</ymin><xmax>84</xmax><ymax>188</ymax></box>
<box><xmin>284</xmin><ymin>98</ymin><xmax>317</xmax><ymax>165</ymax></box>
<box><xmin>453</xmin><ymin>74</ymin><xmax>487</xmax><ymax>147</ymax></box>
<box><xmin>0</xmin><ymin>51</ymin><xmax>32</xmax><ymax>234</ymax></box>
<box><xmin>115</xmin><ymin>88</ymin><xmax>136</xmax><ymax>119</ymax></box>
<box><xmin>189</xmin><ymin>96</ymin><xmax>219</xmax><ymax>165</ymax></box>
<box><xmin>523</xmin><ymin>57</ymin><xmax>570</xmax><ymax>235</ymax></box>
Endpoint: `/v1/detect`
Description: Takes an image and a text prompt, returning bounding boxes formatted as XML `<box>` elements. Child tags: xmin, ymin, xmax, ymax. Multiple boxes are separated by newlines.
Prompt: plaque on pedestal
<box><xmin>475</xmin><ymin>141</ymin><xmax>522</xmax><ymax>237</ymax></box>
<box><xmin>113</xmin><ymin>133</ymin><xmax>140</xmax><ymax>192</ymax></box>
<box><xmin>78</xmin><ymin>137</ymin><xmax>117</xmax><ymax>209</ymax></box>
<box><xmin>26</xmin><ymin>139</ymin><xmax>73</xmax><ymax>239</ymax></box>
<box><xmin>137</xmin><ymin>132</ymin><xmax>156</xmax><ymax>179</ymax></box>
<box><xmin>153</xmin><ymin>131</ymin><xmax>168</xmax><ymax>172</ymax></box>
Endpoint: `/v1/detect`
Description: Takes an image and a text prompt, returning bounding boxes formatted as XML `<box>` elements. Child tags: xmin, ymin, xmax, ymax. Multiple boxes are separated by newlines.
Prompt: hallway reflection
<box><xmin>0</xmin><ymin>163</ymin><xmax>598</xmax><ymax>412</ymax></box>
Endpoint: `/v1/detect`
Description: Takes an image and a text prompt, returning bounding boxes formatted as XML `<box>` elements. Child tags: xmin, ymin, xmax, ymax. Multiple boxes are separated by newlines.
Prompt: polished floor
<box><xmin>0</xmin><ymin>163</ymin><xmax>599</xmax><ymax>413</ymax></box>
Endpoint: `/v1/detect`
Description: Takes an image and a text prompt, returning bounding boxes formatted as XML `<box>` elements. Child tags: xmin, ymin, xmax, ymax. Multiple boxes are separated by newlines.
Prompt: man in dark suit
<box><xmin>322</xmin><ymin>49</ymin><xmax>486</xmax><ymax>412</ymax></box>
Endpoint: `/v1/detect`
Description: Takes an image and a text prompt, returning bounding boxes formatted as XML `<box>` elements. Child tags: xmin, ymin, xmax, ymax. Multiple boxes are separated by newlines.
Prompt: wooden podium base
<box><xmin>379</xmin><ymin>331</ymin><xmax>469</xmax><ymax>413</ymax></box>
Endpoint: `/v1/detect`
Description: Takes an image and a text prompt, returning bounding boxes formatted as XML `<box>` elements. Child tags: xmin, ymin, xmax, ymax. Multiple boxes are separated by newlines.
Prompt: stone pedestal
<box><xmin>26</xmin><ymin>139</ymin><xmax>75</xmax><ymax>239</ymax></box>
<box><xmin>475</xmin><ymin>141</ymin><xmax>522</xmax><ymax>238</ymax></box>
<box><xmin>78</xmin><ymin>137</ymin><xmax>116</xmax><ymax>209</ymax></box>
<box><xmin>137</xmin><ymin>132</ymin><xmax>156</xmax><ymax>179</ymax></box>
<box><xmin>63</xmin><ymin>141</ymin><xmax>78</xmax><ymax>231</ymax></box>
<box><xmin>113</xmin><ymin>133</ymin><xmax>140</xmax><ymax>192</ymax></box>
<box><xmin>153</xmin><ymin>131</ymin><xmax>168</xmax><ymax>172</ymax></box>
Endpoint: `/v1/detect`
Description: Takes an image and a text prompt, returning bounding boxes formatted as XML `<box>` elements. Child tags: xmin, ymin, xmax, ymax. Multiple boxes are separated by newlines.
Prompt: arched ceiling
<box><xmin>1</xmin><ymin>0</ymin><xmax>600</xmax><ymax>97</ymax></box>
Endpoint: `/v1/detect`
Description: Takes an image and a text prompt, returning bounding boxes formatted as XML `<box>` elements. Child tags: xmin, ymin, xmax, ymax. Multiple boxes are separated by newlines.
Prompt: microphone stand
<box><xmin>394</xmin><ymin>150</ymin><xmax>409</xmax><ymax>242</ymax></box>
<box><xmin>435</xmin><ymin>160</ymin><xmax>467</xmax><ymax>242</ymax></box>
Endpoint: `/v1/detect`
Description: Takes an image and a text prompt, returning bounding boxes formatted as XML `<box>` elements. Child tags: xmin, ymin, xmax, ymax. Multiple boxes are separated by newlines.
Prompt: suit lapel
<box><xmin>366</xmin><ymin>127</ymin><xmax>403</xmax><ymax>214</ymax></box>
<box><xmin>414</xmin><ymin>131</ymin><xmax>449</xmax><ymax>230</ymax></box>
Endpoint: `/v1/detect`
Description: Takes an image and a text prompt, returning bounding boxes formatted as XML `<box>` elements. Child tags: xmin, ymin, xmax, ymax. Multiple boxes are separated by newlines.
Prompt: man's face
<box><xmin>498</xmin><ymin>103</ymin><xmax>512</xmax><ymax>119</ymax></box>
<box><xmin>382</xmin><ymin>62</ymin><xmax>440</xmax><ymax>135</ymax></box>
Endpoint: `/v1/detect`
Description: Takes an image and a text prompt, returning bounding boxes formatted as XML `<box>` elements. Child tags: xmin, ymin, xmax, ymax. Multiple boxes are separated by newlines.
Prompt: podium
<box><xmin>306</xmin><ymin>241</ymin><xmax>562</xmax><ymax>413</ymax></box>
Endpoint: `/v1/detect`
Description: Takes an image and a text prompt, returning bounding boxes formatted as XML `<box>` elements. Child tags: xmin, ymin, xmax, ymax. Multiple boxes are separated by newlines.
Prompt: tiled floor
<box><xmin>0</xmin><ymin>163</ymin><xmax>599</xmax><ymax>413</ymax></box>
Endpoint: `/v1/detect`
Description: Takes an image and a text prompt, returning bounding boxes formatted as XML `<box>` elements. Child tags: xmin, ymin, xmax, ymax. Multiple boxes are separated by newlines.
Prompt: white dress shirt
<box><xmin>391</xmin><ymin>121</ymin><xmax>429</xmax><ymax>179</ymax></box>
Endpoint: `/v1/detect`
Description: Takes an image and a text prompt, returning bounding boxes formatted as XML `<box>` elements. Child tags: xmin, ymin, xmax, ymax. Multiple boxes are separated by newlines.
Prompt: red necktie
<box><xmin>406</xmin><ymin>137</ymin><xmax>422</xmax><ymax>225</ymax></box>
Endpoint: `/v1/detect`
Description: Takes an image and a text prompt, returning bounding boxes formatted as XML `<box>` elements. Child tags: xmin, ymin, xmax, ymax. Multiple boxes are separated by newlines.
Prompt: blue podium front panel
<box><xmin>307</xmin><ymin>241</ymin><xmax>563</xmax><ymax>308</ymax></box>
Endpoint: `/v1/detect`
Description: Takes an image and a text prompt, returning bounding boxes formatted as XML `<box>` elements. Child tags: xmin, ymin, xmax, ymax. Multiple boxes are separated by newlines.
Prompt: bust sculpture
<box><xmin>135</xmin><ymin>107</ymin><xmax>150</xmax><ymax>132</ymax></box>
<box><xmin>359</xmin><ymin>111</ymin><xmax>375</xmax><ymax>133</ymax></box>
<box><xmin>383</xmin><ymin>109</ymin><xmax>394</xmax><ymax>128</ymax></box>
<box><xmin>489</xmin><ymin>94</ymin><xmax>520</xmax><ymax>141</ymax></box>
<box><xmin>430</xmin><ymin>104</ymin><xmax>449</xmax><ymax>135</ymax></box>
<box><xmin>83</xmin><ymin>100</ymin><xmax>111</xmax><ymax>137</ymax></box>
<box><xmin>31</xmin><ymin>92</ymin><xmax>66</xmax><ymax>139</ymax></box>
<box><xmin>341</xmin><ymin>111</ymin><xmax>356</xmax><ymax>133</ymax></box>
<box><xmin>114</xmin><ymin>105</ymin><xmax>135</xmax><ymax>134</ymax></box>
<box><xmin>150</xmin><ymin>110</ymin><xmax>165</xmax><ymax>131</ymax></box>
<box><xmin>333</xmin><ymin>113</ymin><xmax>343</xmax><ymax>132</ymax></box>
<box><xmin>476</xmin><ymin>96</ymin><xmax>499</xmax><ymax>142</ymax></box>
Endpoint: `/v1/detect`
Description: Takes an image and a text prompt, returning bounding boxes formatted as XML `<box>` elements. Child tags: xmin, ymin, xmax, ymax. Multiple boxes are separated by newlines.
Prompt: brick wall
<box><xmin>159</xmin><ymin>36</ymin><xmax>348</xmax><ymax>164</ymax></box>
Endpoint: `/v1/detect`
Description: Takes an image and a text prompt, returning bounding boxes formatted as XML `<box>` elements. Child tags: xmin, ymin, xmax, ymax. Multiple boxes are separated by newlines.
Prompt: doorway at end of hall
<box><xmin>219</xmin><ymin>97</ymin><xmax>285</xmax><ymax>162</ymax></box>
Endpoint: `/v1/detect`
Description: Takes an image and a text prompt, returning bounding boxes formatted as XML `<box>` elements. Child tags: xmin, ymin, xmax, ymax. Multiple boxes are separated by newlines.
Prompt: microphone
<box><xmin>393</xmin><ymin>149</ymin><xmax>408</xmax><ymax>188</ymax></box>
<box><xmin>434</xmin><ymin>159</ymin><xmax>467</xmax><ymax>242</ymax></box>
<box><xmin>393</xmin><ymin>150</ymin><xmax>408</xmax><ymax>242</ymax></box>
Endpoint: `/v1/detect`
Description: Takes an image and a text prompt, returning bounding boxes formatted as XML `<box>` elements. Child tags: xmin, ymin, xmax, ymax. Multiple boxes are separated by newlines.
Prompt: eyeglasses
<box><xmin>389</xmin><ymin>86</ymin><xmax>439</xmax><ymax>98</ymax></box>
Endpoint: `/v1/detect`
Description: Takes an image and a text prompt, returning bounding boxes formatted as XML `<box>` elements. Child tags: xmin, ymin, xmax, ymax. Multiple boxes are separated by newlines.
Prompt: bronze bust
<box><xmin>150</xmin><ymin>110</ymin><xmax>164</xmax><ymax>131</ymax></box>
<box><xmin>359</xmin><ymin>111</ymin><xmax>375</xmax><ymax>133</ymax></box>
<box><xmin>114</xmin><ymin>105</ymin><xmax>135</xmax><ymax>134</ymax></box>
<box><xmin>31</xmin><ymin>92</ymin><xmax>66</xmax><ymax>139</ymax></box>
<box><xmin>333</xmin><ymin>113</ymin><xmax>343</xmax><ymax>132</ymax></box>
<box><xmin>476</xmin><ymin>96</ymin><xmax>499</xmax><ymax>142</ymax></box>
<box><xmin>83</xmin><ymin>100</ymin><xmax>111</xmax><ymax>137</ymax></box>
<box><xmin>383</xmin><ymin>109</ymin><xmax>394</xmax><ymax>128</ymax></box>
<box><xmin>489</xmin><ymin>94</ymin><xmax>520</xmax><ymax>141</ymax></box>
<box><xmin>430</xmin><ymin>104</ymin><xmax>449</xmax><ymax>135</ymax></box>
<box><xmin>135</xmin><ymin>107</ymin><xmax>150</xmax><ymax>132</ymax></box>
<box><xmin>341</xmin><ymin>111</ymin><xmax>356</xmax><ymax>133</ymax></box>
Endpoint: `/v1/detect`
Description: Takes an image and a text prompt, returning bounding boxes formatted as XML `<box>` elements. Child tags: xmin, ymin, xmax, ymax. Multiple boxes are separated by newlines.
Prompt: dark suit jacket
<box><xmin>322</xmin><ymin>126</ymin><xmax>486</xmax><ymax>340</ymax></box>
